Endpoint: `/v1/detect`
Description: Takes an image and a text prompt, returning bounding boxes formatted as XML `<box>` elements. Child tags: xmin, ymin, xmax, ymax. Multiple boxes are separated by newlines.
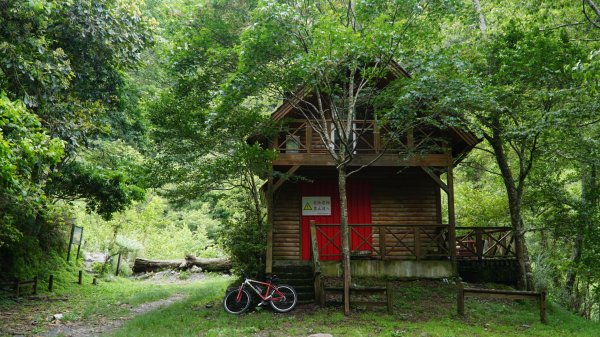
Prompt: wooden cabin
<box><xmin>263</xmin><ymin>63</ymin><xmax>483</xmax><ymax>281</ymax></box>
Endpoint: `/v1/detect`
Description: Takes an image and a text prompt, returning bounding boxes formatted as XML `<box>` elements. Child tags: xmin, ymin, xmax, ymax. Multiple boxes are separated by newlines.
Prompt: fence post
<box><xmin>457</xmin><ymin>283</ymin><xmax>465</xmax><ymax>316</ymax></box>
<box><xmin>475</xmin><ymin>228</ymin><xmax>484</xmax><ymax>260</ymax></box>
<box><xmin>115</xmin><ymin>253</ymin><xmax>122</xmax><ymax>276</ymax></box>
<box><xmin>379</xmin><ymin>226</ymin><xmax>387</xmax><ymax>259</ymax></box>
<box><xmin>32</xmin><ymin>276</ymin><xmax>38</xmax><ymax>295</ymax></box>
<box><xmin>540</xmin><ymin>288</ymin><xmax>547</xmax><ymax>324</ymax></box>
<box><xmin>386</xmin><ymin>282</ymin><xmax>393</xmax><ymax>314</ymax></box>
<box><xmin>78</xmin><ymin>270</ymin><xmax>83</xmax><ymax>285</ymax></box>
<box><xmin>48</xmin><ymin>274</ymin><xmax>54</xmax><ymax>292</ymax></box>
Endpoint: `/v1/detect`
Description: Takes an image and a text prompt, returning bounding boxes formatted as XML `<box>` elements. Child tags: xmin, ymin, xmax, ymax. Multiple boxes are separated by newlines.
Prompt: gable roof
<box><xmin>271</xmin><ymin>60</ymin><xmax>411</xmax><ymax>121</ymax></box>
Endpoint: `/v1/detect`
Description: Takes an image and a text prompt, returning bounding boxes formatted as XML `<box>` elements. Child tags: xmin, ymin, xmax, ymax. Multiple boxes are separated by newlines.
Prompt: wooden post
<box><xmin>78</xmin><ymin>270</ymin><xmax>83</xmax><ymax>285</ymax></box>
<box><xmin>447</xmin><ymin>165</ymin><xmax>457</xmax><ymax>261</ymax></box>
<box><xmin>414</xmin><ymin>227</ymin><xmax>421</xmax><ymax>260</ymax></box>
<box><xmin>540</xmin><ymin>288</ymin><xmax>547</xmax><ymax>323</ymax></box>
<box><xmin>75</xmin><ymin>227</ymin><xmax>83</xmax><ymax>261</ymax></box>
<box><xmin>15</xmin><ymin>279</ymin><xmax>20</xmax><ymax>297</ymax></box>
<box><xmin>475</xmin><ymin>228</ymin><xmax>484</xmax><ymax>260</ymax></box>
<box><xmin>386</xmin><ymin>282</ymin><xmax>393</xmax><ymax>314</ymax></box>
<box><xmin>407</xmin><ymin>127</ymin><xmax>414</xmax><ymax>150</ymax></box>
<box><xmin>266</xmin><ymin>167</ymin><xmax>274</xmax><ymax>274</ymax></box>
<box><xmin>457</xmin><ymin>282</ymin><xmax>465</xmax><ymax>316</ymax></box>
<box><xmin>32</xmin><ymin>276</ymin><xmax>38</xmax><ymax>295</ymax></box>
<box><xmin>379</xmin><ymin>226</ymin><xmax>386</xmax><ymax>259</ymax></box>
<box><xmin>48</xmin><ymin>274</ymin><xmax>54</xmax><ymax>292</ymax></box>
<box><xmin>115</xmin><ymin>253</ymin><xmax>122</xmax><ymax>276</ymax></box>
<box><xmin>67</xmin><ymin>224</ymin><xmax>75</xmax><ymax>262</ymax></box>
<box><xmin>374</xmin><ymin>122</ymin><xmax>381</xmax><ymax>153</ymax></box>
<box><xmin>306</xmin><ymin>125</ymin><xmax>312</xmax><ymax>153</ymax></box>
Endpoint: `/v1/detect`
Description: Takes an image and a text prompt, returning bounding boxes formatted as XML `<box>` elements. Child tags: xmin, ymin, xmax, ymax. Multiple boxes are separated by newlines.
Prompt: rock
<box><xmin>308</xmin><ymin>334</ymin><xmax>333</xmax><ymax>337</ymax></box>
<box><xmin>190</xmin><ymin>265</ymin><xmax>202</xmax><ymax>273</ymax></box>
<box><xmin>52</xmin><ymin>314</ymin><xmax>64</xmax><ymax>321</ymax></box>
<box><xmin>205</xmin><ymin>303</ymin><xmax>213</xmax><ymax>308</ymax></box>
<box><xmin>420</xmin><ymin>333</ymin><xmax>430</xmax><ymax>337</ymax></box>
<box><xmin>521</xmin><ymin>324</ymin><xmax>531</xmax><ymax>329</ymax></box>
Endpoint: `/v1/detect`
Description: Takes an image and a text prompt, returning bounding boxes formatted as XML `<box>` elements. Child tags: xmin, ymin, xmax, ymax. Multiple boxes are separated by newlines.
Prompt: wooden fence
<box><xmin>455</xmin><ymin>227</ymin><xmax>516</xmax><ymax>260</ymax></box>
<box><xmin>457</xmin><ymin>283</ymin><xmax>547</xmax><ymax>323</ymax></box>
<box><xmin>312</xmin><ymin>223</ymin><xmax>450</xmax><ymax>261</ymax></box>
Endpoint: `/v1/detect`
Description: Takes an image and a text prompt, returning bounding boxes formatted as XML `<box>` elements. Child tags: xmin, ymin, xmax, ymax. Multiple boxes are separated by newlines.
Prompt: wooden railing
<box><xmin>311</xmin><ymin>223</ymin><xmax>451</xmax><ymax>261</ymax></box>
<box><xmin>455</xmin><ymin>227</ymin><xmax>516</xmax><ymax>260</ymax></box>
<box><xmin>275</xmin><ymin>119</ymin><xmax>447</xmax><ymax>155</ymax></box>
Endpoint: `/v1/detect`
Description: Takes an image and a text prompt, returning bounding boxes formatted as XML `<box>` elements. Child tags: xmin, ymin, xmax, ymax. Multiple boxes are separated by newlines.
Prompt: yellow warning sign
<box><xmin>301</xmin><ymin>196</ymin><xmax>331</xmax><ymax>216</ymax></box>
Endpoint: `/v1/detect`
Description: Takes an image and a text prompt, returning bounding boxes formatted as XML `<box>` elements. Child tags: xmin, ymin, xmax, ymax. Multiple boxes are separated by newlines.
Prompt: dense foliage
<box><xmin>1</xmin><ymin>0</ymin><xmax>599</xmax><ymax>321</ymax></box>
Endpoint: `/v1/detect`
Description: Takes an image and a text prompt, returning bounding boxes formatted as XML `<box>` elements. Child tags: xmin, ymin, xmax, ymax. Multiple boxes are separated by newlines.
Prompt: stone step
<box><xmin>277</xmin><ymin>278</ymin><xmax>313</xmax><ymax>286</ymax></box>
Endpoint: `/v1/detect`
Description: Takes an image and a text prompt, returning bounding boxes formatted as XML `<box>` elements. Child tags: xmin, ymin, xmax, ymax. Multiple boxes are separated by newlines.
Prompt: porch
<box><xmin>306</xmin><ymin>222</ymin><xmax>516</xmax><ymax>279</ymax></box>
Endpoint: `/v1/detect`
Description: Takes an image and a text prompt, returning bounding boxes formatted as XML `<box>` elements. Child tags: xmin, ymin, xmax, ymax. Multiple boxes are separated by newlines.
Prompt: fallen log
<box><xmin>133</xmin><ymin>255</ymin><xmax>231</xmax><ymax>273</ymax></box>
<box><xmin>185</xmin><ymin>255</ymin><xmax>232</xmax><ymax>272</ymax></box>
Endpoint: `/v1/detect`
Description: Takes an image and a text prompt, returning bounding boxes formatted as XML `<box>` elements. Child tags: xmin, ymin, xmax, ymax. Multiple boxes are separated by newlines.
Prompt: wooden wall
<box><xmin>272</xmin><ymin>183</ymin><xmax>301</xmax><ymax>260</ymax></box>
<box><xmin>271</xmin><ymin>167</ymin><xmax>444</xmax><ymax>261</ymax></box>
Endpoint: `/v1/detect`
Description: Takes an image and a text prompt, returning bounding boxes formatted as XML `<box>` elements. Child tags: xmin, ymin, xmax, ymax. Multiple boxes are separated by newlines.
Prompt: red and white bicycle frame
<box><xmin>236</xmin><ymin>278</ymin><xmax>286</xmax><ymax>303</ymax></box>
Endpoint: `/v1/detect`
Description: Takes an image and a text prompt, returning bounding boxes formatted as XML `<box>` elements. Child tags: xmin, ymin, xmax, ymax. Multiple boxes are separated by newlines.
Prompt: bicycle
<box><xmin>223</xmin><ymin>275</ymin><xmax>297</xmax><ymax>314</ymax></box>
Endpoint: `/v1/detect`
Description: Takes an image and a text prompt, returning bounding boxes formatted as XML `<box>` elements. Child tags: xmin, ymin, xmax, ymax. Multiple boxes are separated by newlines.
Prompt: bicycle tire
<box><xmin>223</xmin><ymin>288</ymin><xmax>252</xmax><ymax>314</ymax></box>
<box><xmin>269</xmin><ymin>284</ymin><xmax>297</xmax><ymax>313</ymax></box>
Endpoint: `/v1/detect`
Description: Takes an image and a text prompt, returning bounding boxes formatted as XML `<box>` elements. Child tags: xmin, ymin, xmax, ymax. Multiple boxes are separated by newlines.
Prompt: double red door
<box><xmin>301</xmin><ymin>181</ymin><xmax>372</xmax><ymax>261</ymax></box>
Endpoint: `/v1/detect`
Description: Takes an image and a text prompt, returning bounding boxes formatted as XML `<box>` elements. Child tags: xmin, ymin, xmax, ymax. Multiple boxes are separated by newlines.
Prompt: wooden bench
<box><xmin>457</xmin><ymin>283</ymin><xmax>547</xmax><ymax>323</ymax></box>
<box><xmin>317</xmin><ymin>282</ymin><xmax>393</xmax><ymax>313</ymax></box>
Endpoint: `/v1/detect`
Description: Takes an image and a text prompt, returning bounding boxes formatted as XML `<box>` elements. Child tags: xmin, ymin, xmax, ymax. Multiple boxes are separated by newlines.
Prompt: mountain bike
<box><xmin>223</xmin><ymin>275</ymin><xmax>297</xmax><ymax>314</ymax></box>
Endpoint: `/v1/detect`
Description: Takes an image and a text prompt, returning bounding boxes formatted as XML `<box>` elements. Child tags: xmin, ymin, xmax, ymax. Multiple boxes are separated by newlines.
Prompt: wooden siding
<box><xmin>272</xmin><ymin>168</ymin><xmax>443</xmax><ymax>261</ymax></box>
<box><xmin>272</xmin><ymin>183</ymin><xmax>301</xmax><ymax>260</ymax></box>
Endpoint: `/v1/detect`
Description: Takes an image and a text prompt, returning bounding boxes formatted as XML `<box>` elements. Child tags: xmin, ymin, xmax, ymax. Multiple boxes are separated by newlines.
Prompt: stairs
<box><xmin>272</xmin><ymin>264</ymin><xmax>315</xmax><ymax>304</ymax></box>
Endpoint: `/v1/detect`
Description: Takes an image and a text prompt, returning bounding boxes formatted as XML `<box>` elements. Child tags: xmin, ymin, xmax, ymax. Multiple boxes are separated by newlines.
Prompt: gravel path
<box><xmin>42</xmin><ymin>293</ymin><xmax>186</xmax><ymax>337</ymax></box>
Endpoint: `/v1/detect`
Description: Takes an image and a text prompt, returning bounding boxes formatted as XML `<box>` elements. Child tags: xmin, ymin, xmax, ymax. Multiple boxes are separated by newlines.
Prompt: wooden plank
<box><xmin>272</xmin><ymin>165</ymin><xmax>300</xmax><ymax>192</ymax></box>
<box><xmin>420</xmin><ymin>167</ymin><xmax>448</xmax><ymax>193</ymax></box>
<box><xmin>273</xmin><ymin>153</ymin><xmax>452</xmax><ymax>167</ymax></box>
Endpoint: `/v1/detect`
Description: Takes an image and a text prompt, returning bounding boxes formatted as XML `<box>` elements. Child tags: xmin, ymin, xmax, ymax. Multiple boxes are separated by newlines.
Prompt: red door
<box><xmin>301</xmin><ymin>181</ymin><xmax>372</xmax><ymax>261</ymax></box>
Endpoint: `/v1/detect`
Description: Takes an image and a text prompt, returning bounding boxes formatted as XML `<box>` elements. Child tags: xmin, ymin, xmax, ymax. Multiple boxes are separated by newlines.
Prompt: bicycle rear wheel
<box><xmin>223</xmin><ymin>288</ymin><xmax>252</xmax><ymax>314</ymax></box>
<box><xmin>269</xmin><ymin>285</ymin><xmax>297</xmax><ymax>313</ymax></box>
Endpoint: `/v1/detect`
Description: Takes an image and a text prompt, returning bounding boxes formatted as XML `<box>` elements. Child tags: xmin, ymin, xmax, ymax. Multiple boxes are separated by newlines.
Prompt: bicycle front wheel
<box><xmin>269</xmin><ymin>285</ymin><xmax>297</xmax><ymax>313</ymax></box>
<box><xmin>223</xmin><ymin>288</ymin><xmax>252</xmax><ymax>314</ymax></box>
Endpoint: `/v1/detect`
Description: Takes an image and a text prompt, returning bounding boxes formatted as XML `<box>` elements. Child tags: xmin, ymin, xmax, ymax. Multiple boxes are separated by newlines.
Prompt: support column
<box><xmin>266</xmin><ymin>168</ymin><xmax>274</xmax><ymax>274</ymax></box>
<box><xmin>447</xmin><ymin>165</ymin><xmax>457</xmax><ymax>263</ymax></box>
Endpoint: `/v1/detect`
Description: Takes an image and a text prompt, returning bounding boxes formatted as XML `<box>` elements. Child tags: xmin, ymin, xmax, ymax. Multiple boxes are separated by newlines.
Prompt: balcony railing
<box><xmin>308</xmin><ymin>222</ymin><xmax>516</xmax><ymax>262</ymax></box>
<box><xmin>310</xmin><ymin>223</ymin><xmax>451</xmax><ymax>261</ymax></box>
<box><xmin>455</xmin><ymin>227</ymin><xmax>516</xmax><ymax>260</ymax></box>
<box><xmin>275</xmin><ymin>119</ymin><xmax>446</xmax><ymax>155</ymax></box>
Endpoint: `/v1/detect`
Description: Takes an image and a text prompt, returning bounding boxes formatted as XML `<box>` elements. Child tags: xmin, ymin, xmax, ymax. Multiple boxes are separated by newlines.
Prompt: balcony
<box><xmin>272</xmin><ymin>119</ymin><xmax>453</xmax><ymax>167</ymax></box>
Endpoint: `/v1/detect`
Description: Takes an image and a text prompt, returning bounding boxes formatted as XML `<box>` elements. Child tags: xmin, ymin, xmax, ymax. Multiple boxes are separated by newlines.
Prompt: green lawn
<box><xmin>2</xmin><ymin>274</ymin><xmax>599</xmax><ymax>337</ymax></box>
<box><xmin>110</xmin><ymin>278</ymin><xmax>600</xmax><ymax>337</ymax></box>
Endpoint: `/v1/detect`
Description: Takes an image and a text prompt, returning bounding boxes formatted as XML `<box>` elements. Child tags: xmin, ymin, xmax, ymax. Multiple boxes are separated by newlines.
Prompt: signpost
<box><xmin>301</xmin><ymin>196</ymin><xmax>332</xmax><ymax>216</ymax></box>
<box><xmin>67</xmin><ymin>224</ymin><xmax>84</xmax><ymax>263</ymax></box>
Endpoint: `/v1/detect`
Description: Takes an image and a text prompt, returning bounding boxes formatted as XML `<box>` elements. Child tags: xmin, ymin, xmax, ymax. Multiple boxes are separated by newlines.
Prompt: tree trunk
<box><xmin>133</xmin><ymin>256</ymin><xmax>232</xmax><ymax>273</ymax></box>
<box><xmin>487</xmin><ymin>134</ymin><xmax>534</xmax><ymax>290</ymax></box>
<box><xmin>472</xmin><ymin>0</ymin><xmax>487</xmax><ymax>34</ymax></box>
<box><xmin>338</xmin><ymin>166</ymin><xmax>352</xmax><ymax>316</ymax></box>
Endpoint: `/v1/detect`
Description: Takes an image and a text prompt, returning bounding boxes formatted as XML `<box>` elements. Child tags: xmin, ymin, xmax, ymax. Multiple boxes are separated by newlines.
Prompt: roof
<box><xmin>271</xmin><ymin>60</ymin><xmax>411</xmax><ymax>121</ymax></box>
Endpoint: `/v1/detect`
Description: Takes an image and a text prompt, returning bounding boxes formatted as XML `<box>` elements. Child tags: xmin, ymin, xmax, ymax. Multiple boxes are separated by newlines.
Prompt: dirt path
<box><xmin>42</xmin><ymin>293</ymin><xmax>186</xmax><ymax>337</ymax></box>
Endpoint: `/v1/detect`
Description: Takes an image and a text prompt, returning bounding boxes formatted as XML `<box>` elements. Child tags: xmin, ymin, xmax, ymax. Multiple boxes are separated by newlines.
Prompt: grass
<box><xmin>110</xmin><ymin>278</ymin><xmax>600</xmax><ymax>337</ymax></box>
<box><xmin>0</xmin><ymin>268</ymin><xmax>230</xmax><ymax>337</ymax></box>
<box><xmin>2</xmin><ymin>273</ymin><xmax>599</xmax><ymax>337</ymax></box>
